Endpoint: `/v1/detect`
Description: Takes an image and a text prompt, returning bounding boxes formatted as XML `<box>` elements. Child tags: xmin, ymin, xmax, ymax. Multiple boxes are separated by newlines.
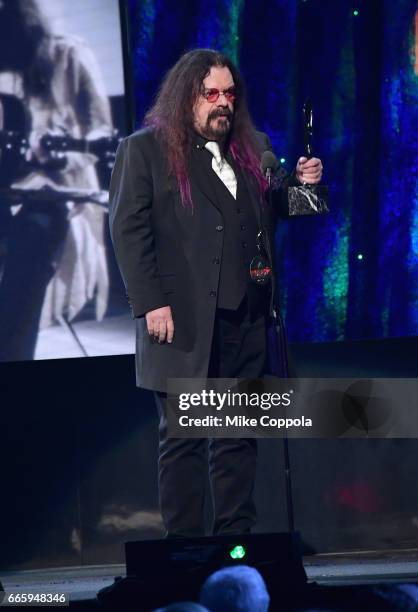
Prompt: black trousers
<box><xmin>155</xmin><ymin>295</ymin><xmax>267</xmax><ymax>537</ymax></box>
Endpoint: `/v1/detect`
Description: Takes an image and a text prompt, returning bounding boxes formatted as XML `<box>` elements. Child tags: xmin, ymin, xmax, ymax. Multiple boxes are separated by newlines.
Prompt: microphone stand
<box><xmin>57</xmin><ymin>315</ymin><xmax>89</xmax><ymax>358</ymax></box>
<box><xmin>266</xmin><ymin>170</ymin><xmax>295</xmax><ymax>533</ymax></box>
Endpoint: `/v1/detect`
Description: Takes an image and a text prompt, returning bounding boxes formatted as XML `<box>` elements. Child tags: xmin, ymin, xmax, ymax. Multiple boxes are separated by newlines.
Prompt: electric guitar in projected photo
<box><xmin>0</xmin><ymin>93</ymin><xmax>121</xmax><ymax>203</ymax></box>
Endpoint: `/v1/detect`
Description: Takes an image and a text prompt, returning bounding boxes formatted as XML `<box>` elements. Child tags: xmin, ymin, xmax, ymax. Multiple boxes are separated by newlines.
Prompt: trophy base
<box><xmin>288</xmin><ymin>185</ymin><xmax>329</xmax><ymax>216</ymax></box>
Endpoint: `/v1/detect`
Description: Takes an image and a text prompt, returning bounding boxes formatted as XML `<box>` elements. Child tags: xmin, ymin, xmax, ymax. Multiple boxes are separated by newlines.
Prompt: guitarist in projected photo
<box><xmin>0</xmin><ymin>0</ymin><xmax>113</xmax><ymax>362</ymax></box>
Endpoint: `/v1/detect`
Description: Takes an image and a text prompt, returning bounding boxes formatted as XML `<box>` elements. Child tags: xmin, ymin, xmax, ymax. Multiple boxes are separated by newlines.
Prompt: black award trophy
<box><xmin>288</xmin><ymin>98</ymin><xmax>329</xmax><ymax>215</ymax></box>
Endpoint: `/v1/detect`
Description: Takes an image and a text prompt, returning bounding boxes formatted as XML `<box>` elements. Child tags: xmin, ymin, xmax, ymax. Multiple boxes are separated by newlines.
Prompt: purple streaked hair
<box><xmin>143</xmin><ymin>48</ymin><xmax>267</xmax><ymax>208</ymax></box>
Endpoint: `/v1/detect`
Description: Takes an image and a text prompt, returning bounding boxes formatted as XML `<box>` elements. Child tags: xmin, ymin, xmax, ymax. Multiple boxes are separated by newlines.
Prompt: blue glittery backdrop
<box><xmin>126</xmin><ymin>0</ymin><xmax>417</xmax><ymax>341</ymax></box>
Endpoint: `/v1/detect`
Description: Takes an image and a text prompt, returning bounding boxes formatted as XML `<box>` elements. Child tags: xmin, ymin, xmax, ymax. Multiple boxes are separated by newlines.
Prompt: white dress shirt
<box><xmin>205</xmin><ymin>140</ymin><xmax>237</xmax><ymax>199</ymax></box>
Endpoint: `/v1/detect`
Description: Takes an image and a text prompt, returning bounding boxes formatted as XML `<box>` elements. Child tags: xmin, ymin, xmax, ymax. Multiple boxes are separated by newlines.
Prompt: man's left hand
<box><xmin>295</xmin><ymin>157</ymin><xmax>323</xmax><ymax>185</ymax></box>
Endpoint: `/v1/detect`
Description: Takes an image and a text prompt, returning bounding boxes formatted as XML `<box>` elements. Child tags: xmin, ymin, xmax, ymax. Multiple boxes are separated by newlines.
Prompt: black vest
<box><xmin>202</xmin><ymin>147</ymin><xmax>270</xmax><ymax>315</ymax></box>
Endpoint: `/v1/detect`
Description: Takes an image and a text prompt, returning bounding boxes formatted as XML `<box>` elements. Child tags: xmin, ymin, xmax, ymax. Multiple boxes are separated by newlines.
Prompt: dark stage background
<box><xmin>128</xmin><ymin>0</ymin><xmax>417</xmax><ymax>342</ymax></box>
<box><xmin>1</xmin><ymin>341</ymin><xmax>418</xmax><ymax>570</ymax></box>
<box><xmin>1</xmin><ymin>0</ymin><xmax>417</xmax><ymax>573</ymax></box>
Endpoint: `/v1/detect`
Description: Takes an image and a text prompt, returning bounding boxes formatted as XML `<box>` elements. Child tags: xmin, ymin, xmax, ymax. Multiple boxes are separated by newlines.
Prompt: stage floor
<box><xmin>304</xmin><ymin>548</ymin><xmax>418</xmax><ymax>585</ymax></box>
<box><xmin>2</xmin><ymin>550</ymin><xmax>418</xmax><ymax>603</ymax></box>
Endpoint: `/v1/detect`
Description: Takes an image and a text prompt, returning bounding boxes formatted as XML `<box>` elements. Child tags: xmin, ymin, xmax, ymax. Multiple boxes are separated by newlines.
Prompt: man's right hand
<box><xmin>145</xmin><ymin>306</ymin><xmax>174</xmax><ymax>343</ymax></box>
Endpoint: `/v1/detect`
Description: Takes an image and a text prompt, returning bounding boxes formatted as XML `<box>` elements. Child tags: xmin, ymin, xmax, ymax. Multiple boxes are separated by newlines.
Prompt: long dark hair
<box><xmin>144</xmin><ymin>48</ymin><xmax>266</xmax><ymax>207</ymax></box>
<box><xmin>0</xmin><ymin>0</ymin><xmax>53</xmax><ymax>98</ymax></box>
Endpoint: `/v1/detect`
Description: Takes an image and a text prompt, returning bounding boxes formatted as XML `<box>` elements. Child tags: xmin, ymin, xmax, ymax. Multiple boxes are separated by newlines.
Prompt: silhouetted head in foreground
<box><xmin>199</xmin><ymin>565</ymin><xmax>270</xmax><ymax>612</ymax></box>
<box><xmin>153</xmin><ymin>603</ymin><xmax>209</xmax><ymax>612</ymax></box>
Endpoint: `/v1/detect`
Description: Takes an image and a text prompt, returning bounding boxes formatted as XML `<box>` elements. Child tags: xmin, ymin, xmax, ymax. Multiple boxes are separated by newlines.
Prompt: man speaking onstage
<box><xmin>109</xmin><ymin>49</ymin><xmax>323</xmax><ymax>538</ymax></box>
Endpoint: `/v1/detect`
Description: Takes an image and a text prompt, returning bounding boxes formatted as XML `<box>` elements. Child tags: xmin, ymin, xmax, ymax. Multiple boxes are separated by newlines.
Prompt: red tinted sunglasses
<box><xmin>202</xmin><ymin>87</ymin><xmax>237</xmax><ymax>103</ymax></box>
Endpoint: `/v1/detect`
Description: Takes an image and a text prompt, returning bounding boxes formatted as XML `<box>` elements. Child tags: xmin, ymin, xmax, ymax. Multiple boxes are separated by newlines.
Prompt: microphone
<box><xmin>261</xmin><ymin>151</ymin><xmax>280</xmax><ymax>187</ymax></box>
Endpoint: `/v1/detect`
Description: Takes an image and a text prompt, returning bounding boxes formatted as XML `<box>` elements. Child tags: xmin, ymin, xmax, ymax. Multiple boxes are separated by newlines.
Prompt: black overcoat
<box><xmin>109</xmin><ymin>127</ymin><xmax>295</xmax><ymax>392</ymax></box>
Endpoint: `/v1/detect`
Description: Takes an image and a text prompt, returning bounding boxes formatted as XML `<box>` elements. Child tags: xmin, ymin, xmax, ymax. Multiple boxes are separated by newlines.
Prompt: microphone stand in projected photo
<box><xmin>0</xmin><ymin>92</ymin><xmax>124</xmax><ymax>359</ymax></box>
<box><xmin>0</xmin><ymin>185</ymin><xmax>111</xmax><ymax>358</ymax></box>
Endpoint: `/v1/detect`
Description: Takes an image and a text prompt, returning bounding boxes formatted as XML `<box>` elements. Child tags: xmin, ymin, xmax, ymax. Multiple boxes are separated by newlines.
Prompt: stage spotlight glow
<box><xmin>229</xmin><ymin>545</ymin><xmax>246</xmax><ymax>560</ymax></box>
<box><xmin>280</xmin><ymin>157</ymin><xmax>286</xmax><ymax>164</ymax></box>
<box><xmin>353</xmin><ymin>10</ymin><xmax>359</xmax><ymax>16</ymax></box>
<box><xmin>357</xmin><ymin>253</ymin><xmax>363</xmax><ymax>260</ymax></box>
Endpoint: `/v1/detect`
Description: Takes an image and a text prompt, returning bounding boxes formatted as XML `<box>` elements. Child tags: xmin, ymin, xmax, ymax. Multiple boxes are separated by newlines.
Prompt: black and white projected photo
<box><xmin>0</xmin><ymin>0</ymin><xmax>133</xmax><ymax>362</ymax></box>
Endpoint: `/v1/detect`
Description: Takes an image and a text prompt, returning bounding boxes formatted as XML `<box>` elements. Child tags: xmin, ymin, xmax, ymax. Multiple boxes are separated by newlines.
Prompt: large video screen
<box><xmin>0</xmin><ymin>0</ymin><xmax>134</xmax><ymax>362</ymax></box>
